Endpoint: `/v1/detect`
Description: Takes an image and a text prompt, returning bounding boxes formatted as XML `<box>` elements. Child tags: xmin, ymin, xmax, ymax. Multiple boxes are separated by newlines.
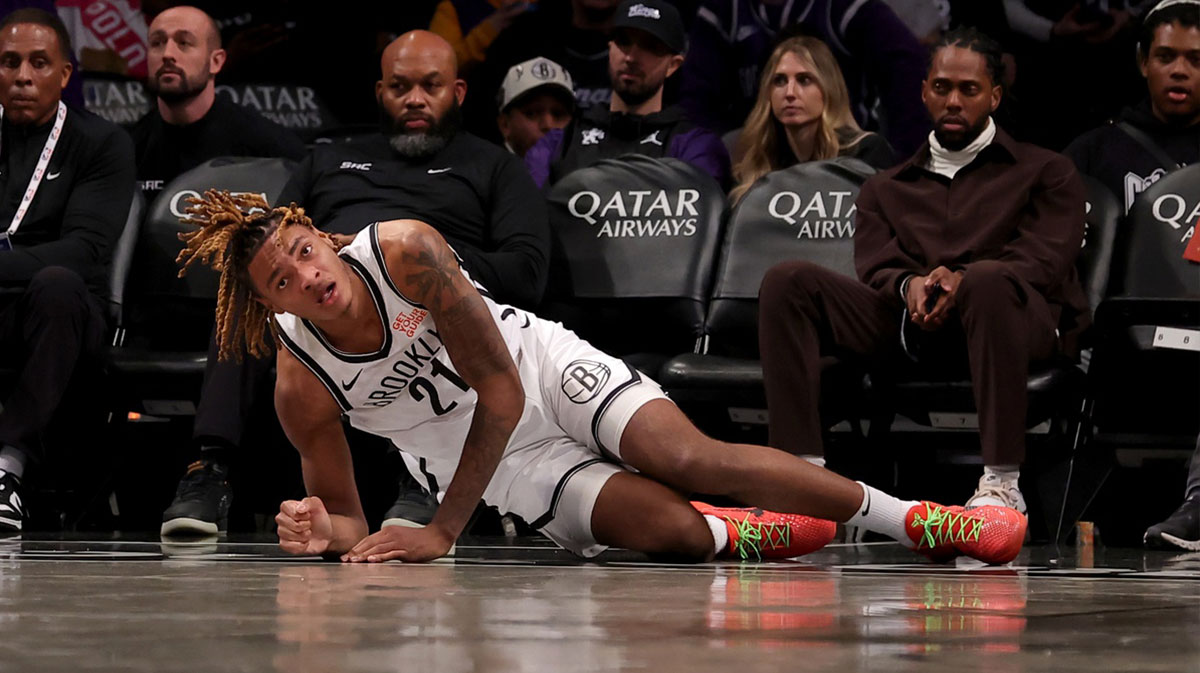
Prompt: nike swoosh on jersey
<box><xmin>341</xmin><ymin>369</ymin><xmax>363</xmax><ymax>391</ymax></box>
<box><xmin>46</xmin><ymin>171</ymin><xmax>61</xmax><ymax>180</ymax></box>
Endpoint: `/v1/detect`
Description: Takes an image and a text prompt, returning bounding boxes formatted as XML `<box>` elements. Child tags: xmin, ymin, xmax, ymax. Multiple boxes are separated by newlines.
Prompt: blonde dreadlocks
<box><xmin>176</xmin><ymin>189</ymin><xmax>339</xmax><ymax>362</ymax></box>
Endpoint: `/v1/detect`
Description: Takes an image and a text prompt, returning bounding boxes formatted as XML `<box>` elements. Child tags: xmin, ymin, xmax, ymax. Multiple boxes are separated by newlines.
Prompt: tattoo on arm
<box><xmin>400</xmin><ymin>230</ymin><xmax>513</xmax><ymax>381</ymax></box>
<box><xmin>388</xmin><ymin>224</ymin><xmax>526</xmax><ymax>540</ymax></box>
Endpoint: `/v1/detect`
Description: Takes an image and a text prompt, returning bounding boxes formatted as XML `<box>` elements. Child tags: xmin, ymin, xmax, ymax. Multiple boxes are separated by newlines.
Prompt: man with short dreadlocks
<box><xmin>177</xmin><ymin>188</ymin><xmax>1029</xmax><ymax>565</ymax></box>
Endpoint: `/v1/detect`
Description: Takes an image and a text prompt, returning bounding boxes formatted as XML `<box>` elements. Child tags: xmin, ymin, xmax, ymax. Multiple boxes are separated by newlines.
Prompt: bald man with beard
<box><xmin>130</xmin><ymin>5</ymin><xmax>306</xmax><ymax>205</ymax></box>
<box><xmin>160</xmin><ymin>30</ymin><xmax>550</xmax><ymax>539</ymax></box>
<box><xmin>277</xmin><ymin>30</ymin><xmax>549</xmax><ymax>308</ymax></box>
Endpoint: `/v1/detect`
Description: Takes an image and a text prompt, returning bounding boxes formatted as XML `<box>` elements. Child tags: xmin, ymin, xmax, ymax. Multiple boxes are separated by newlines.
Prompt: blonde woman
<box><xmin>730</xmin><ymin>36</ymin><xmax>895</xmax><ymax>202</ymax></box>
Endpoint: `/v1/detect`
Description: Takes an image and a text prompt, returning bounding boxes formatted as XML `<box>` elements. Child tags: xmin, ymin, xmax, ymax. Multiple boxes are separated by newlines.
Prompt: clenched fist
<box><xmin>276</xmin><ymin>496</ymin><xmax>334</xmax><ymax>555</ymax></box>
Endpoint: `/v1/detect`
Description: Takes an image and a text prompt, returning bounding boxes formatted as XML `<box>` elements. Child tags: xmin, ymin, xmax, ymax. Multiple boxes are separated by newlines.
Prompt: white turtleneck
<box><xmin>926</xmin><ymin>117</ymin><xmax>996</xmax><ymax>180</ymax></box>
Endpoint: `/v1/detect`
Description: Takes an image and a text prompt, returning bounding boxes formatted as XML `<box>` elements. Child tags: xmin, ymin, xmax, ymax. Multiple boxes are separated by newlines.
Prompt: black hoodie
<box><xmin>1064</xmin><ymin>100</ymin><xmax>1200</xmax><ymax>213</ymax></box>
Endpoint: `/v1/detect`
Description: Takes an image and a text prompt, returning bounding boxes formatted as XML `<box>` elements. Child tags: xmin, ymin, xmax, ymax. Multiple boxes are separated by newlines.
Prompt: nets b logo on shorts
<box><xmin>561</xmin><ymin>360</ymin><xmax>611</xmax><ymax>404</ymax></box>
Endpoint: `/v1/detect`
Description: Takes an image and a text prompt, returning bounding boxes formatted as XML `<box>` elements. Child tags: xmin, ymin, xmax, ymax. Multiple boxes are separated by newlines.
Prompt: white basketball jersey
<box><xmin>275</xmin><ymin>224</ymin><xmax>534</xmax><ymax>493</ymax></box>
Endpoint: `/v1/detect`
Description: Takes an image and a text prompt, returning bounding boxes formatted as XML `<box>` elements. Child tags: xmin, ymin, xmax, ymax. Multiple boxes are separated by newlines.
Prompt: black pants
<box><xmin>190</xmin><ymin>327</ymin><xmax>405</xmax><ymax>516</ymax></box>
<box><xmin>1186</xmin><ymin>434</ymin><xmax>1200</xmax><ymax>501</ymax></box>
<box><xmin>192</xmin><ymin>328</ymin><xmax>274</xmax><ymax>448</ymax></box>
<box><xmin>0</xmin><ymin>267</ymin><xmax>107</xmax><ymax>462</ymax></box>
<box><xmin>758</xmin><ymin>260</ymin><xmax>1060</xmax><ymax>465</ymax></box>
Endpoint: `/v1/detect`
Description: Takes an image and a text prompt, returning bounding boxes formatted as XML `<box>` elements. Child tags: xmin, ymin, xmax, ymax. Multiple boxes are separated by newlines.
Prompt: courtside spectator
<box><xmin>164</xmin><ymin>30</ymin><xmax>550</xmax><ymax>537</ymax></box>
<box><xmin>0</xmin><ymin>9</ymin><xmax>136</xmax><ymax>532</ymax></box>
<box><xmin>1078</xmin><ymin>0</ymin><xmax>1200</xmax><ymax>551</ymax></box>
<box><xmin>757</xmin><ymin>28</ymin><xmax>1089</xmax><ymax>514</ymax></box>
<box><xmin>729</xmin><ymin>36</ymin><xmax>896</xmax><ymax>203</ymax></box>
<box><xmin>496</xmin><ymin>56</ymin><xmax>574</xmax><ymax>157</ymax></box>
<box><xmin>429</xmin><ymin>0</ymin><xmax>532</xmax><ymax>74</ymax></box>
<box><xmin>1065</xmin><ymin>0</ymin><xmax>1200</xmax><ymax>212</ymax></box>
<box><xmin>140</xmin><ymin>6</ymin><xmax>307</xmax><ymax>537</ymax></box>
<box><xmin>466</xmin><ymin>0</ymin><xmax>620</xmax><ymax>139</ymax></box>
<box><xmin>524</xmin><ymin>0</ymin><xmax>729</xmax><ymax>188</ymax></box>
<box><xmin>131</xmin><ymin>6</ymin><xmax>305</xmax><ymax>205</ymax></box>
<box><xmin>281</xmin><ymin>30</ymin><xmax>549</xmax><ymax>308</ymax></box>
<box><xmin>680</xmin><ymin>0</ymin><xmax>930</xmax><ymax>155</ymax></box>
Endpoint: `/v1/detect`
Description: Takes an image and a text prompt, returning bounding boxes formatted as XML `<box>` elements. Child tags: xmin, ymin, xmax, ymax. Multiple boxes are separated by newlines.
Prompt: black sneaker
<box><xmin>161</xmin><ymin>460</ymin><xmax>231</xmax><ymax>537</ymax></box>
<box><xmin>1145</xmin><ymin>497</ymin><xmax>1200</xmax><ymax>551</ymax></box>
<box><xmin>0</xmin><ymin>471</ymin><xmax>24</xmax><ymax>533</ymax></box>
<box><xmin>382</xmin><ymin>482</ymin><xmax>455</xmax><ymax>555</ymax></box>
<box><xmin>382</xmin><ymin>482</ymin><xmax>438</xmax><ymax>528</ymax></box>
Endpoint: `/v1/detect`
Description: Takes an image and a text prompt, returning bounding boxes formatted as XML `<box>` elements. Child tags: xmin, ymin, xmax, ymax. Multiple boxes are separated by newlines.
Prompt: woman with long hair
<box><xmin>730</xmin><ymin>36</ymin><xmax>896</xmax><ymax>203</ymax></box>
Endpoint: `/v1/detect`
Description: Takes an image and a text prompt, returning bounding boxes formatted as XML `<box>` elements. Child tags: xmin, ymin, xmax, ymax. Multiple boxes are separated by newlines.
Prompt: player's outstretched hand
<box><xmin>342</xmin><ymin>525</ymin><xmax>455</xmax><ymax>564</ymax></box>
<box><xmin>276</xmin><ymin>496</ymin><xmax>334</xmax><ymax>556</ymax></box>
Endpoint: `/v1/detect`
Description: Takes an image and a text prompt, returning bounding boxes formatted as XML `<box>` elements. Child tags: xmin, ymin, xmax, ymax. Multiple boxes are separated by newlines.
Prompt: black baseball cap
<box><xmin>611</xmin><ymin>0</ymin><xmax>687</xmax><ymax>54</ymax></box>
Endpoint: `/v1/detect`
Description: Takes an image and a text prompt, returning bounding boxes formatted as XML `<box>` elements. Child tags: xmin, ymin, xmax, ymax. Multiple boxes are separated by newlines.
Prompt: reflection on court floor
<box><xmin>2</xmin><ymin>536</ymin><xmax>1199</xmax><ymax>672</ymax></box>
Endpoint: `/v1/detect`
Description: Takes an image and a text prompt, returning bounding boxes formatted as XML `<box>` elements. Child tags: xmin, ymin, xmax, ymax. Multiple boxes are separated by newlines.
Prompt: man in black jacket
<box><xmin>0</xmin><ymin>8</ymin><xmax>136</xmax><ymax>532</ymax></box>
<box><xmin>137</xmin><ymin>6</ymin><xmax>307</xmax><ymax>537</ymax></box>
<box><xmin>131</xmin><ymin>5</ymin><xmax>306</xmax><ymax>204</ymax></box>
<box><xmin>164</xmin><ymin>29</ymin><xmax>550</xmax><ymax>537</ymax></box>
<box><xmin>1065</xmin><ymin>0</ymin><xmax>1200</xmax><ymax>212</ymax></box>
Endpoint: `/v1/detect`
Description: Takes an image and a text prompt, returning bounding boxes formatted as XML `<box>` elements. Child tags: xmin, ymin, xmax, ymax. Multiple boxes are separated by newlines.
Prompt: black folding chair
<box><xmin>659</xmin><ymin>158</ymin><xmax>874</xmax><ymax>438</ymax></box>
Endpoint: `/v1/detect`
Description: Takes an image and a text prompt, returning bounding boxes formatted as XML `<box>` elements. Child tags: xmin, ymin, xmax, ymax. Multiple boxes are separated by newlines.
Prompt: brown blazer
<box><xmin>853</xmin><ymin>127</ymin><xmax>1092</xmax><ymax>355</ymax></box>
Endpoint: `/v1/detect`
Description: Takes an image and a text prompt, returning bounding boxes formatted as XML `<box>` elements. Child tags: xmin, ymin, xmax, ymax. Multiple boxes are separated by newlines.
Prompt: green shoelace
<box><xmin>726</xmin><ymin>515</ymin><xmax>791</xmax><ymax>561</ymax></box>
<box><xmin>910</xmin><ymin>503</ymin><xmax>983</xmax><ymax>550</ymax></box>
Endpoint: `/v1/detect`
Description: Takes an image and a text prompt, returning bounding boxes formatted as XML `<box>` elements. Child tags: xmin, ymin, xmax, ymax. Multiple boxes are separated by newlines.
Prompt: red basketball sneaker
<box><xmin>905</xmin><ymin>501</ymin><xmax>1026</xmax><ymax>565</ymax></box>
<box><xmin>692</xmin><ymin>502</ymin><xmax>837</xmax><ymax>561</ymax></box>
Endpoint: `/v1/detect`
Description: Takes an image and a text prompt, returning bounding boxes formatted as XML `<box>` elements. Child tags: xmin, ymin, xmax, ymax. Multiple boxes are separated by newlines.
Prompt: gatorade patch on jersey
<box><xmin>561</xmin><ymin>360</ymin><xmax>611</xmax><ymax>404</ymax></box>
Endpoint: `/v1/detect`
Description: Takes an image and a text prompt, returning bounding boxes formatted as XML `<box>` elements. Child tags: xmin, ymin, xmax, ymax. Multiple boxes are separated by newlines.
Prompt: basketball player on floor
<box><xmin>177</xmin><ymin>191</ymin><xmax>1027</xmax><ymax>564</ymax></box>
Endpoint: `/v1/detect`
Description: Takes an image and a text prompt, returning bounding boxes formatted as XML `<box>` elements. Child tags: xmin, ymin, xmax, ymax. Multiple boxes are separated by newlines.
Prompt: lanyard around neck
<box><xmin>1</xmin><ymin>100</ymin><xmax>68</xmax><ymax>236</ymax></box>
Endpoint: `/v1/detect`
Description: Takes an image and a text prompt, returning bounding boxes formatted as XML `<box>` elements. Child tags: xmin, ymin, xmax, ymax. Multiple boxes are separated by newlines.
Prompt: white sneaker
<box><xmin>965</xmin><ymin>472</ymin><xmax>1027</xmax><ymax>514</ymax></box>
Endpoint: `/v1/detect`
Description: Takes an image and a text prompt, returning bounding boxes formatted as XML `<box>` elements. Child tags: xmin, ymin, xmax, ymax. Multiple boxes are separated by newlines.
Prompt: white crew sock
<box><xmin>800</xmin><ymin>455</ymin><xmax>826</xmax><ymax>469</ymax></box>
<box><xmin>844</xmin><ymin>481</ymin><xmax>919</xmax><ymax>548</ymax></box>
<box><xmin>703</xmin><ymin>515</ymin><xmax>730</xmax><ymax>556</ymax></box>
<box><xmin>984</xmin><ymin>465</ymin><xmax>1020</xmax><ymax>483</ymax></box>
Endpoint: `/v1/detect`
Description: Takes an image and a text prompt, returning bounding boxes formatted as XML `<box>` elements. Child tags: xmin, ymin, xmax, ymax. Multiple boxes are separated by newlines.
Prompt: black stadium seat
<box><xmin>110</xmin><ymin>157</ymin><xmax>296</xmax><ymax>410</ymax></box>
<box><xmin>108</xmin><ymin>190</ymin><xmax>145</xmax><ymax>337</ymax></box>
<box><xmin>1078</xmin><ymin>176</ymin><xmax>1121</xmax><ymax>315</ymax></box>
<box><xmin>540</xmin><ymin>155</ymin><xmax>726</xmax><ymax>375</ymax></box>
<box><xmin>1088</xmin><ymin>163</ymin><xmax>1200</xmax><ymax>443</ymax></box>
<box><xmin>1049</xmin><ymin>167</ymin><xmax>1200</xmax><ymax>541</ymax></box>
<box><xmin>659</xmin><ymin>158</ymin><xmax>874</xmax><ymax>432</ymax></box>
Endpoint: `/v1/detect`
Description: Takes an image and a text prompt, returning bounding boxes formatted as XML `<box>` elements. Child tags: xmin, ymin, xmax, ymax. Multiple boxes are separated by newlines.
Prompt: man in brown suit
<box><xmin>758</xmin><ymin>27</ymin><xmax>1090</xmax><ymax>514</ymax></box>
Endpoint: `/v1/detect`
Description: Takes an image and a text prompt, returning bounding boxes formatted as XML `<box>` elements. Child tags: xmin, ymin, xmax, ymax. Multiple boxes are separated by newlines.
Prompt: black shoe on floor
<box><xmin>382</xmin><ymin>482</ymin><xmax>439</xmax><ymax>528</ymax></box>
<box><xmin>161</xmin><ymin>460</ymin><xmax>231</xmax><ymax>537</ymax></box>
<box><xmin>1145</xmin><ymin>496</ymin><xmax>1200</xmax><ymax>551</ymax></box>
<box><xmin>382</xmin><ymin>480</ymin><xmax>456</xmax><ymax>555</ymax></box>
<box><xmin>0</xmin><ymin>471</ymin><xmax>24</xmax><ymax>533</ymax></box>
